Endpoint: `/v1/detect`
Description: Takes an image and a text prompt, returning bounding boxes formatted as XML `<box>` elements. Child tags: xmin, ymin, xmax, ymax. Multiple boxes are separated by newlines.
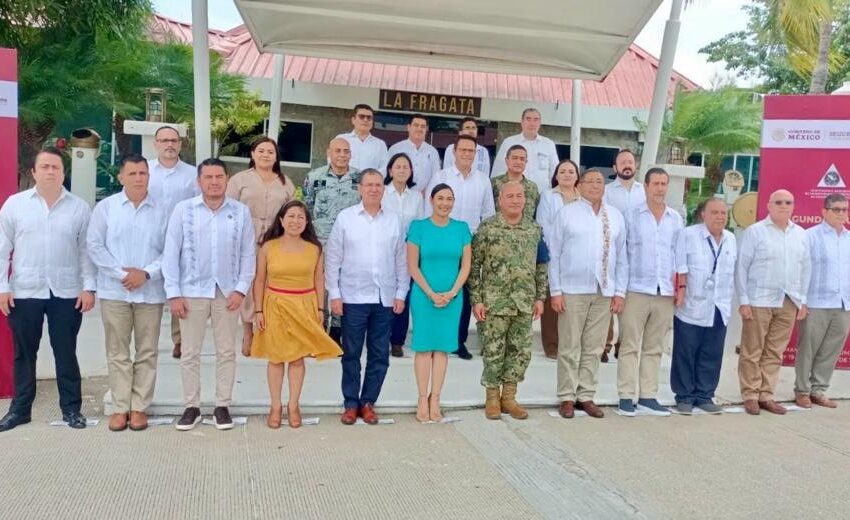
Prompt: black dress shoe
<box><xmin>329</xmin><ymin>326</ymin><xmax>342</xmax><ymax>347</ymax></box>
<box><xmin>0</xmin><ymin>412</ymin><xmax>31</xmax><ymax>432</ymax></box>
<box><xmin>62</xmin><ymin>411</ymin><xmax>87</xmax><ymax>429</ymax></box>
<box><xmin>455</xmin><ymin>345</ymin><xmax>473</xmax><ymax>360</ymax></box>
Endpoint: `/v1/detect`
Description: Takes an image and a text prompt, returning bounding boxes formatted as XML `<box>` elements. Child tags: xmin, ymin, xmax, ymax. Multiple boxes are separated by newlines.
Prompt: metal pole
<box><xmin>570</xmin><ymin>80</ymin><xmax>582</xmax><ymax>168</ymax></box>
<box><xmin>267</xmin><ymin>54</ymin><xmax>285</xmax><ymax>140</ymax></box>
<box><xmin>192</xmin><ymin>0</ymin><xmax>212</xmax><ymax>160</ymax></box>
<box><xmin>639</xmin><ymin>0</ymin><xmax>683</xmax><ymax>177</ymax></box>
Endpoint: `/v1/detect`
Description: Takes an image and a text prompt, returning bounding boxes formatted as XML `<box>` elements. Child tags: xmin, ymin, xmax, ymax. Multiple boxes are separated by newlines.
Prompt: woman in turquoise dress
<box><xmin>407</xmin><ymin>183</ymin><xmax>472</xmax><ymax>423</ymax></box>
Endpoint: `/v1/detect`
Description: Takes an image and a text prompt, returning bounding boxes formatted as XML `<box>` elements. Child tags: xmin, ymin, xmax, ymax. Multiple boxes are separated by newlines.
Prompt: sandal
<box><xmin>288</xmin><ymin>403</ymin><xmax>302</xmax><ymax>429</ymax></box>
<box><xmin>416</xmin><ymin>395</ymin><xmax>430</xmax><ymax>423</ymax></box>
<box><xmin>428</xmin><ymin>393</ymin><xmax>443</xmax><ymax>423</ymax></box>
<box><xmin>267</xmin><ymin>405</ymin><xmax>283</xmax><ymax>429</ymax></box>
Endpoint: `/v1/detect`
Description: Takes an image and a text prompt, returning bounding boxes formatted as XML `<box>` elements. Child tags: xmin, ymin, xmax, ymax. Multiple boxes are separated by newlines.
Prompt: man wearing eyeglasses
<box><xmin>735</xmin><ymin>189</ymin><xmax>811</xmax><ymax>415</ymax></box>
<box><xmin>336</xmin><ymin>104</ymin><xmax>387</xmax><ymax>172</ymax></box>
<box><xmin>148</xmin><ymin>126</ymin><xmax>200</xmax><ymax>360</ymax></box>
<box><xmin>794</xmin><ymin>194</ymin><xmax>850</xmax><ymax>409</ymax></box>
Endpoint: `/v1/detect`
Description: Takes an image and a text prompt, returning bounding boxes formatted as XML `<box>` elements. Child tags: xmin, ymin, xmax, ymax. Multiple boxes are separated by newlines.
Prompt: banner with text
<box><xmin>0</xmin><ymin>48</ymin><xmax>17</xmax><ymax>397</ymax></box>
<box><xmin>758</xmin><ymin>95</ymin><xmax>850</xmax><ymax>369</ymax></box>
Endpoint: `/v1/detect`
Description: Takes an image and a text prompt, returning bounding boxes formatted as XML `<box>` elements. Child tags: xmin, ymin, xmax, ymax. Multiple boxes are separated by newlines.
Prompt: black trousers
<box><xmin>458</xmin><ymin>285</ymin><xmax>472</xmax><ymax>349</ymax></box>
<box><xmin>8</xmin><ymin>295</ymin><xmax>83</xmax><ymax>416</ymax></box>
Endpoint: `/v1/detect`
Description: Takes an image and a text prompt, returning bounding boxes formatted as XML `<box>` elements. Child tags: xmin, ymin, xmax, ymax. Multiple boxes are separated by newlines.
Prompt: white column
<box><xmin>570</xmin><ymin>80</ymin><xmax>582</xmax><ymax>168</ymax></box>
<box><xmin>267</xmin><ymin>54</ymin><xmax>285</xmax><ymax>140</ymax></box>
<box><xmin>639</xmin><ymin>0</ymin><xmax>683</xmax><ymax>177</ymax></box>
<box><xmin>192</xmin><ymin>0</ymin><xmax>212</xmax><ymax>160</ymax></box>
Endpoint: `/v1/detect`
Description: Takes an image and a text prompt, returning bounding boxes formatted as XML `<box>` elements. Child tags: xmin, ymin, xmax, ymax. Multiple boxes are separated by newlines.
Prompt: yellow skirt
<box><xmin>250</xmin><ymin>289</ymin><xmax>342</xmax><ymax>363</ymax></box>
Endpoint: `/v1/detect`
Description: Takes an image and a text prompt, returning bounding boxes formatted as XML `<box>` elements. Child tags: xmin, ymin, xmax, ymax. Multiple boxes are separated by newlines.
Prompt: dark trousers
<box><xmin>389</xmin><ymin>286</ymin><xmax>412</xmax><ymax>346</ymax></box>
<box><xmin>8</xmin><ymin>295</ymin><xmax>83</xmax><ymax>416</ymax></box>
<box><xmin>671</xmin><ymin>308</ymin><xmax>727</xmax><ymax>405</ymax></box>
<box><xmin>458</xmin><ymin>286</ymin><xmax>471</xmax><ymax>349</ymax></box>
<box><xmin>341</xmin><ymin>303</ymin><xmax>394</xmax><ymax>410</ymax></box>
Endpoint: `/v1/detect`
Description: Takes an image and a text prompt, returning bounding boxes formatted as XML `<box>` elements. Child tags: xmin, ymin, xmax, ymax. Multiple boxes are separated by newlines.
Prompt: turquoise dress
<box><xmin>408</xmin><ymin>218</ymin><xmax>472</xmax><ymax>352</ymax></box>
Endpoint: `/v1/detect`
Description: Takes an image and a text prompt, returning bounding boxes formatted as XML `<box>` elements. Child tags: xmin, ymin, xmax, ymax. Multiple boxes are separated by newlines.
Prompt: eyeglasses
<box><xmin>827</xmin><ymin>206</ymin><xmax>849</xmax><ymax>213</ymax></box>
<box><xmin>772</xmin><ymin>200</ymin><xmax>794</xmax><ymax>206</ymax></box>
<box><xmin>355</xmin><ymin>114</ymin><xmax>373</xmax><ymax>121</ymax></box>
<box><xmin>156</xmin><ymin>138</ymin><xmax>180</xmax><ymax>144</ymax></box>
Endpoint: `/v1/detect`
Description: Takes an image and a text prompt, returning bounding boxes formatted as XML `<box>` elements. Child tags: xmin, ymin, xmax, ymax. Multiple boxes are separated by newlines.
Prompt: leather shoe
<box><xmin>743</xmin><ymin>399</ymin><xmax>760</xmax><ymax>415</ymax></box>
<box><xmin>758</xmin><ymin>400</ymin><xmax>787</xmax><ymax>415</ymax></box>
<box><xmin>360</xmin><ymin>403</ymin><xmax>379</xmax><ymax>425</ymax></box>
<box><xmin>576</xmin><ymin>400</ymin><xmax>604</xmax><ymax>418</ymax></box>
<box><xmin>558</xmin><ymin>400</ymin><xmax>575</xmax><ymax>419</ymax></box>
<box><xmin>340</xmin><ymin>407</ymin><xmax>358</xmax><ymax>425</ymax></box>
<box><xmin>129</xmin><ymin>411</ymin><xmax>148</xmax><ymax>431</ymax></box>
<box><xmin>795</xmin><ymin>394</ymin><xmax>812</xmax><ymax>409</ymax></box>
<box><xmin>455</xmin><ymin>345</ymin><xmax>473</xmax><ymax>360</ymax></box>
<box><xmin>390</xmin><ymin>344</ymin><xmax>404</xmax><ymax>358</ymax></box>
<box><xmin>0</xmin><ymin>411</ymin><xmax>31</xmax><ymax>432</ymax></box>
<box><xmin>811</xmin><ymin>394</ymin><xmax>838</xmax><ymax>408</ymax></box>
<box><xmin>109</xmin><ymin>413</ymin><xmax>129</xmax><ymax>432</ymax></box>
<box><xmin>63</xmin><ymin>411</ymin><xmax>87</xmax><ymax>429</ymax></box>
<box><xmin>172</xmin><ymin>343</ymin><xmax>182</xmax><ymax>359</ymax></box>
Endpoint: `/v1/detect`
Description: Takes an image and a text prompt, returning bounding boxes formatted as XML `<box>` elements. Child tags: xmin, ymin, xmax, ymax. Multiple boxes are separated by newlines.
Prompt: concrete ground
<box><xmin>1</xmin><ymin>377</ymin><xmax>849</xmax><ymax>519</ymax></box>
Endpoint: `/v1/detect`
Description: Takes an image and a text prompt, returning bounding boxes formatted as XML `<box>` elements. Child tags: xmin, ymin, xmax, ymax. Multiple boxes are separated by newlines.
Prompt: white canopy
<box><xmin>234</xmin><ymin>0</ymin><xmax>663</xmax><ymax>80</ymax></box>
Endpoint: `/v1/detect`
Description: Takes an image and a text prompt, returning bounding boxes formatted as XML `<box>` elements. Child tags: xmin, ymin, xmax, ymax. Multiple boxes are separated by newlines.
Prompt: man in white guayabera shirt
<box><xmin>794</xmin><ymin>193</ymin><xmax>850</xmax><ymax>409</ymax></box>
<box><xmin>87</xmin><ymin>154</ymin><xmax>169</xmax><ymax>432</ymax></box>
<box><xmin>147</xmin><ymin>125</ymin><xmax>199</xmax><ymax>360</ymax></box>
<box><xmin>491</xmin><ymin>108</ymin><xmax>559</xmax><ymax>196</ymax></box>
<box><xmin>0</xmin><ymin>148</ymin><xmax>96</xmax><ymax>433</ymax></box>
<box><xmin>382</xmin><ymin>113</ymin><xmax>441</xmax><ymax>192</ymax></box>
<box><xmin>336</xmin><ymin>104</ymin><xmax>388</xmax><ymax>172</ymax></box>
<box><xmin>736</xmin><ymin>189</ymin><xmax>811</xmax><ymax>416</ymax></box>
<box><xmin>616</xmin><ymin>167</ymin><xmax>683</xmax><ymax>418</ymax></box>
<box><xmin>443</xmin><ymin>117</ymin><xmax>490</xmax><ymax>177</ymax></box>
<box><xmin>163</xmin><ymin>158</ymin><xmax>256</xmax><ymax>432</ymax></box>
<box><xmin>548</xmin><ymin>168</ymin><xmax>628</xmax><ymax>420</ymax></box>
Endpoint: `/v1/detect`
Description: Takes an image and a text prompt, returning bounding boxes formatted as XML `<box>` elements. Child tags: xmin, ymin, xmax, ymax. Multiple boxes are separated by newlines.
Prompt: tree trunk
<box><xmin>18</xmin><ymin>121</ymin><xmax>55</xmax><ymax>190</ymax></box>
<box><xmin>809</xmin><ymin>18</ymin><xmax>833</xmax><ymax>94</ymax></box>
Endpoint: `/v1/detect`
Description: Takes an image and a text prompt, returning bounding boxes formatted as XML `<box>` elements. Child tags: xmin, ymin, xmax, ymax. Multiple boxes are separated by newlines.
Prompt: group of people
<box><xmin>0</xmin><ymin>104</ymin><xmax>846</xmax><ymax>435</ymax></box>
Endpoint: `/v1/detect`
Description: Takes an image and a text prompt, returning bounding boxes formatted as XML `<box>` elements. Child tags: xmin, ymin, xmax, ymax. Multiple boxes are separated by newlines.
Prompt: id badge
<box><xmin>704</xmin><ymin>277</ymin><xmax>715</xmax><ymax>291</ymax></box>
<box><xmin>537</xmin><ymin>152</ymin><xmax>548</xmax><ymax>170</ymax></box>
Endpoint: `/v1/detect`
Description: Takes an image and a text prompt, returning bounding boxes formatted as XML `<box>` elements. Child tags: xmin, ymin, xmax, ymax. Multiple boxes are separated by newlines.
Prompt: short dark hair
<box><xmin>353</xmin><ymin>103</ymin><xmax>374</xmax><ymax>115</ymax></box>
<box><xmin>197</xmin><ymin>157</ymin><xmax>227</xmax><ymax>177</ymax></box>
<box><xmin>359</xmin><ymin>168</ymin><xmax>384</xmax><ymax>182</ymax></box>
<box><xmin>384</xmin><ymin>153</ymin><xmax>416</xmax><ymax>188</ymax></box>
<box><xmin>551</xmin><ymin>159</ymin><xmax>580</xmax><ymax>188</ymax></box>
<box><xmin>455</xmin><ymin>134</ymin><xmax>477</xmax><ymax>147</ymax></box>
<box><xmin>154</xmin><ymin>125</ymin><xmax>180</xmax><ymax>139</ymax></box>
<box><xmin>506</xmin><ymin>144</ymin><xmax>527</xmax><ymax>158</ymax></box>
<box><xmin>824</xmin><ymin>193</ymin><xmax>848</xmax><ymax>208</ymax></box>
<box><xmin>579</xmin><ymin>168</ymin><xmax>604</xmax><ymax>183</ymax></box>
<box><xmin>430</xmin><ymin>183</ymin><xmax>454</xmax><ymax>199</ymax></box>
<box><xmin>459</xmin><ymin>116</ymin><xmax>477</xmax><ymax>127</ymax></box>
<box><xmin>409</xmin><ymin>113</ymin><xmax>427</xmax><ymax>125</ymax></box>
<box><xmin>118</xmin><ymin>153</ymin><xmax>148</xmax><ymax>171</ymax></box>
<box><xmin>34</xmin><ymin>146</ymin><xmax>64</xmax><ymax>165</ymax></box>
<box><xmin>615</xmin><ymin>148</ymin><xmax>636</xmax><ymax>162</ymax></box>
<box><xmin>521</xmin><ymin>108</ymin><xmax>540</xmax><ymax>119</ymax></box>
<box><xmin>644</xmin><ymin>167</ymin><xmax>669</xmax><ymax>184</ymax></box>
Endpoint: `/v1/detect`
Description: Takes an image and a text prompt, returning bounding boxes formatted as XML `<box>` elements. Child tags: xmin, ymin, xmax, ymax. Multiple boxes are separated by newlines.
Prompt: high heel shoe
<box><xmin>288</xmin><ymin>403</ymin><xmax>302</xmax><ymax>429</ymax></box>
<box><xmin>416</xmin><ymin>395</ymin><xmax>430</xmax><ymax>423</ymax></box>
<box><xmin>267</xmin><ymin>405</ymin><xmax>283</xmax><ymax>429</ymax></box>
<box><xmin>428</xmin><ymin>393</ymin><xmax>443</xmax><ymax>423</ymax></box>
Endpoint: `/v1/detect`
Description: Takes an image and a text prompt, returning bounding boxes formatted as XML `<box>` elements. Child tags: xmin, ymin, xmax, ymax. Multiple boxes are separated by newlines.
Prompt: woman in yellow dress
<box><xmin>251</xmin><ymin>200</ymin><xmax>342</xmax><ymax>429</ymax></box>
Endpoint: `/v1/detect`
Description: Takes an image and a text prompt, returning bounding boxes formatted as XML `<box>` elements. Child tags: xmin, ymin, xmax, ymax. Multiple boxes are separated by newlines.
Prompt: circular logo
<box><xmin>75</xmin><ymin>151</ymin><xmax>84</xmax><ymax>159</ymax></box>
<box><xmin>771</xmin><ymin>128</ymin><xmax>786</xmax><ymax>142</ymax></box>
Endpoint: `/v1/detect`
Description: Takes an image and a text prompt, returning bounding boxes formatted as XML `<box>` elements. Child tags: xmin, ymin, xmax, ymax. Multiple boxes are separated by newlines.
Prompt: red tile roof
<box><xmin>149</xmin><ymin>13</ymin><xmax>699</xmax><ymax>110</ymax></box>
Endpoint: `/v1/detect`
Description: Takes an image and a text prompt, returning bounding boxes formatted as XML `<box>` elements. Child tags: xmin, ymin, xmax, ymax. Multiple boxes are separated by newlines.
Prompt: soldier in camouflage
<box><xmin>490</xmin><ymin>145</ymin><xmax>540</xmax><ymax>222</ymax></box>
<box><xmin>469</xmin><ymin>181</ymin><xmax>548</xmax><ymax>420</ymax></box>
<box><xmin>303</xmin><ymin>137</ymin><xmax>361</xmax><ymax>342</ymax></box>
<box><xmin>303</xmin><ymin>137</ymin><xmax>362</xmax><ymax>244</ymax></box>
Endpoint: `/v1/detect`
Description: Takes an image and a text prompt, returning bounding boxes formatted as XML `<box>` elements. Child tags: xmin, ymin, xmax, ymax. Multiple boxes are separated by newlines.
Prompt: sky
<box><xmin>152</xmin><ymin>0</ymin><xmax>752</xmax><ymax>88</ymax></box>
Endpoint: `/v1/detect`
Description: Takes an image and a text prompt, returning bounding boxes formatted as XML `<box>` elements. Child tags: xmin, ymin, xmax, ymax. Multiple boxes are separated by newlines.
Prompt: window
<box><xmin>219</xmin><ymin>119</ymin><xmax>313</xmax><ymax>166</ymax></box>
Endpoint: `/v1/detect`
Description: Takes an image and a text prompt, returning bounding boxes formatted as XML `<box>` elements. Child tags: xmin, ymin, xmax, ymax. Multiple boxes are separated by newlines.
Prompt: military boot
<box><xmin>485</xmin><ymin>387</ymin><xmax>502</xmax><ymax>420</ymax></box>
<box><xmin>500</xmin><ymin>383</ymin><xmax>528</xmax><ymax>420</ymax></box>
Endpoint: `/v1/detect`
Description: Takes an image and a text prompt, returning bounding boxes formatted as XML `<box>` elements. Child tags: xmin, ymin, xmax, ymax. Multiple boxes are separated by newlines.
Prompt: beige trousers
<box><xmin>101</xmin><ymin>299</ymin><xmax>164</xmax><ymax>413</ymax></box>
<box><xmin>617</xmin><ymin>292</ymin><xmax>674</xmax><ymax>399</ymax></box>
<box><xmin>556</xmin><ymin>292</ymin><xmax>612</xmax><ymax>402</ymax></box>
<box><xmin>795</xmin><ymin>308</ymin><xmax>850</xmax><ymax>396</ymax></box>
<box><xmin>179</xmin><ymin>289</ymin><xmax>239</xmax><ymax>408</ymax></box>
<box><xmin>738</xmin><ymin>296</ymin><xmax>797</xmax><ymax>401</ymax></box>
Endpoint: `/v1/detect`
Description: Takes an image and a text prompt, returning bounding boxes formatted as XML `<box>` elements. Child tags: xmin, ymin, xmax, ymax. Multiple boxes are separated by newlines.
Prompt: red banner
<box><xmin>758</xmin><ymin>94</ymin><xmax>850</xmax><ymax>369</ymax></box>
<box><xmin>0</xmin><ymin>48</ymin><xmax>17</xmax><ymax>397</ymax></box>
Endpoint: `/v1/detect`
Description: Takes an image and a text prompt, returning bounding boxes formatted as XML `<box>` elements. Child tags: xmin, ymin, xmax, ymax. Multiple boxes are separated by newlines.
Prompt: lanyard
<box><xmin>706</xmin><ymin>237</ymin><xmax>723</xmax><ymax>275</ymax></box>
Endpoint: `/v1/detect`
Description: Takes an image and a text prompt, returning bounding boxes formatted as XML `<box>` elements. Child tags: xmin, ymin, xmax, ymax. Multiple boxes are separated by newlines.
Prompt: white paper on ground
<box><xmin>423</xmin><ymin>416</ymin><xmax>461</xmax><ymax>424</ymax></box>
<box><xmin>784</xmin><ymin>404</ymin><xmax>811</xmax><ymax>412</ymax></box>
<box><xmin>670</xmin><ymin>407</ymin><xmax>709</xmax><ymax>415</ymax></box>
<box><xmin>722</xmin><ymin>406</ymin><xmax>745</xmax><ymax>414</ymax></box>
<box><xmin>147</xmin><ymin>417</ymin><xmax>175</xmax><ymax>426</ymax></box>
<box><xmin>354</xmin><ymin>418</ymin><xmax>395</xmax><ymax>425</ymax></box>
<box><xmin>201</xmin><ymin>416</ymin><xmax>248</xmax><ymax>426</ymax></box>
<box><xmin>283</xmin><ymin>417</ymin><xmax>320</xmax><ymax>426</ymax></box>
<box><xmin>547</xmin><ymin>410</ymin><xmax>589</xmax><ymax>418</ymax></box>
<box><xmin>49</xmin><ymin>419</ymin><xmax>100</xmax><ymax>427</ymax></box>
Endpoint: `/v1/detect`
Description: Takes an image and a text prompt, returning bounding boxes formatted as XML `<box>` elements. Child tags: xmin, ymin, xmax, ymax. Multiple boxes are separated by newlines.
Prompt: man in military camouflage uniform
<box><xmin>469</xmin><ymin>181</ymin><xmax>548</xmax><ymax>420</ymax></box>
<box><xmin>303</xmin><ymin>137</ymin><xmax>361</xmax><ymax>244</ymax></box>
<box><xmin>490</xmin><ymin>145</ymin><xmax>540</xmax><ymax>221</ymax></box>
<box><xmin>303</xmin><ymin>137</ymin><xmax>361</xmax><ymax>342</ymax></box>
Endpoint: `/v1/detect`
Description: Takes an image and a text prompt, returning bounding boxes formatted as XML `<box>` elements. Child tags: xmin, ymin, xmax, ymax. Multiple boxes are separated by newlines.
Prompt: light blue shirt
<box><xmin>675</xmin><ymin>224</ymin><xmax>737</xmax><ymax>327</ymax></box>
<box><xmin>625</xmin><ymin>203</ymin><xmax>684</xmax><ymax>296</ymax></box>
<box><xmin>805</xmin><ymin>222</ymin><xmax>850</xmax><ymax>310</ymax></box>
<box><xmin>147</xmin><ymin>159</ymin><xmax>200</xmax><ymax>219</ymax></box>
<box><xmin>87</xmin><ymin>191</ymin><xmax>168</xmax><ymax>304</ymax></box>
<box><xmin>0</xmin><ymin>188</ymin><xmax>96</xmax><ymax>298</ymax></box>
<box><xmin>162</xmin><ymin>196</ymin><xmax>256</xmax><ymax>299</ymax></box>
